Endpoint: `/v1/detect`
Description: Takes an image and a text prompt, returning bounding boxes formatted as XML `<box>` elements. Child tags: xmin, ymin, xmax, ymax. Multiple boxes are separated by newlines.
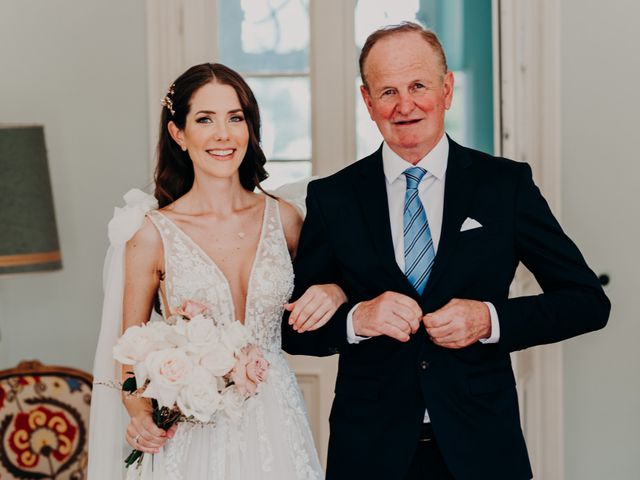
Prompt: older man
<box><xmin>283</xmin><ymin>22</ymin><xmax>609</xmax><ymax>480</ymax></box>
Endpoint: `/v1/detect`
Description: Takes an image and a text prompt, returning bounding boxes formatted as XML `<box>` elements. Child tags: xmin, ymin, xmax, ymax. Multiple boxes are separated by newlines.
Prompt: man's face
<box><xmin>360</xmin><ymin>32</ymin><xmax>454</xmax><ymax>164</ymax></box>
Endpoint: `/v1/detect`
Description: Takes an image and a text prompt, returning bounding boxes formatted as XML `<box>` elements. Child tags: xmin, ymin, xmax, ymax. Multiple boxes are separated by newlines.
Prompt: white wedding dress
<box><xmin>88</xmin><ymin>190</ymin><xmax>322</xmax><ymax>480</ymax></box>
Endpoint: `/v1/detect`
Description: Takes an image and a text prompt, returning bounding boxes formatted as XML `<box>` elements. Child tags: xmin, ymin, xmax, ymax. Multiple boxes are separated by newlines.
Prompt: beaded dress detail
<box><xmin>133</xmin><ymin>196</ymin><xmax>322</xmax><ymax>480</ymax></box>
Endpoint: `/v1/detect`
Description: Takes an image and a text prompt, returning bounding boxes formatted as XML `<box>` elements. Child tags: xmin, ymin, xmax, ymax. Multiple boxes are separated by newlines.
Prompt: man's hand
<box><xmin>423</xmin><ymin>299</ymin><xmax>491</xmax><ymax>349</ymax></box>
<box><xmin>353</xmin><ymin>292</ymin><xmax>422</xmax><ymax>342</ymax></box>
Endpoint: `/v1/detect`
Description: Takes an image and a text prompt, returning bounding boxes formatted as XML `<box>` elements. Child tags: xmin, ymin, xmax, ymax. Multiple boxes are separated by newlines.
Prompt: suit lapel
<box><xmin>352</xmin><ymin>148</ymin><xmax>415</xmax><ymax>295</ymax></box>
<box><xmin>421</xmin><ymin>138</ymin><xmax>476</xmax><ymax>299</ymax></box>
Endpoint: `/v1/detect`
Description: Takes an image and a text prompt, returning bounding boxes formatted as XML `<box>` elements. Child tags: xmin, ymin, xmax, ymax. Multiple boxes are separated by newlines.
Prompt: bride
<box><xmin>88</xmin><ymin>63</ymin><xmax>346</xmax><ymax>479</ymax></box>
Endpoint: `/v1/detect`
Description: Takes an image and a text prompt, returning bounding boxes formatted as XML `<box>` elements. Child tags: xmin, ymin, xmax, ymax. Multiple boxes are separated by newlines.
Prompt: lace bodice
<box><xmin>147</xmin><ymin>196</ymin><xmax>294</xmax><ymax>353</ymax></box>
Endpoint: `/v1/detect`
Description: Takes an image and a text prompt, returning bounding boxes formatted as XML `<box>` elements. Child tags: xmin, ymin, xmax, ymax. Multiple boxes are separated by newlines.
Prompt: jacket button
<box><xmin>420</xmin><ymin>361</ymin><xmax>429</xmax><ymax>370</ymax></box>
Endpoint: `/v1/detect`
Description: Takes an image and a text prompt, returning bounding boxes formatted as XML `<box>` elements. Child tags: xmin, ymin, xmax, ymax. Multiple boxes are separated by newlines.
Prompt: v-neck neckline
<box><xmin>155</xmin><ymin>196</ymin><xmax>270</xmax><ymax>325</ymax></box>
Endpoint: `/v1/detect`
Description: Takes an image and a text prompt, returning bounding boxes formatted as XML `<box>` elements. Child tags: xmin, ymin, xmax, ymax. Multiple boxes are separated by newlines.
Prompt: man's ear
<box><xmin>360</xmin><ymin>84</ymin><xmax>375</xmax><ymax>120</ymax></box>
<box><xmin>443</xmin><ymin>71</ymin><xmax>455</xmax><ymax>110</ymax></box>
<box><xmin>167</xmin><ymin>121</ymin><xmax>186</xmax><ymax>151</ymax></box>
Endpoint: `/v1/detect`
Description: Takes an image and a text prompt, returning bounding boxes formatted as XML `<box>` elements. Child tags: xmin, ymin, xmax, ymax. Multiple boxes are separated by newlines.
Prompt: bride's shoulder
<box><xmin>128</xmin><ymin>216</ymin><xmax>162</xmax><ymax>249</ymax></box>
<box><xmin>276</xmin><ymin>197</ymin><xmax>303</xmax><ymax>229</ymax></box>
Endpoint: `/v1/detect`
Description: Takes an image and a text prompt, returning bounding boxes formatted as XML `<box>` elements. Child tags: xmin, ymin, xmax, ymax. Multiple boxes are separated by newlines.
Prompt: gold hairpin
<box><xmin>160</xmin><ymin>83</ymin><xmax>176</xmax><ymax>116</ymax></box>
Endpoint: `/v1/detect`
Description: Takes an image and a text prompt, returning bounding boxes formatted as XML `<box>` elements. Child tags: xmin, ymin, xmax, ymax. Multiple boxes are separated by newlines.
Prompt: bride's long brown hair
<box><xmin>154</xmin><ymin>63</ymin><xmax>269</xmax><ymax>208</ymax></box>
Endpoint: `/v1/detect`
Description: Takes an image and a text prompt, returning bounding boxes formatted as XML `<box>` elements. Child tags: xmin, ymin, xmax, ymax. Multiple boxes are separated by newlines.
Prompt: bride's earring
<box><xmin>181</xmin><ymin>144</ymin><xmax>187</xmax><ymax>152</ymax></box>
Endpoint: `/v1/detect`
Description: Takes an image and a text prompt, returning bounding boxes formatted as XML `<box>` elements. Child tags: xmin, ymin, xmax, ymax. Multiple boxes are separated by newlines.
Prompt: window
<box><xmin>218</xmin><ymin>0</ymin><xmax>312</xmax><ymax>189</ymax></box>
<box><xmin>154</xmin><ymin>0</ymin><xmax>494</xmax><ymax>186</ymax></box>
<box><xmin>354</xmin><ymin>0</ymin><xmax>494</xmax><ymax>157</ymax></box>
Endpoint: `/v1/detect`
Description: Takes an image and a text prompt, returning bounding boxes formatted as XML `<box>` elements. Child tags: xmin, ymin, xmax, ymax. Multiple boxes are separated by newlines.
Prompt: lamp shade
<box><xmin>0</xmin><ymin>125</ymin><xmax>62</xmax><ymax>274</ymax></box>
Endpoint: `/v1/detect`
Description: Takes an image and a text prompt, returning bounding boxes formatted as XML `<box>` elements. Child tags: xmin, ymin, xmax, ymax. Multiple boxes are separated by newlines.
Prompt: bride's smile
<box><xmin>169</xmin><ymin>81</ymin><xmax>249</xmax><ymax>180</ymax></box>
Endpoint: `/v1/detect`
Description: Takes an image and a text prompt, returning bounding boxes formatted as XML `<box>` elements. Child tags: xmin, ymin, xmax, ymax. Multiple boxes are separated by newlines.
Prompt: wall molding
<box><xmin>144</xmin><ymin>0</ymin><xmax>218</xmax><ymax>165</ymax></box>
<box><xmin>498</xmin><ymin>0</ymin><xmax>564</xmax><ymax>478</ymax></box>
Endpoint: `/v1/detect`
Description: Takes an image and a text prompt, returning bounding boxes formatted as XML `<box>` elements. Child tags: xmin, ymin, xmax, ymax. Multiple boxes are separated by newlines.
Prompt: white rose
<box><xmin>113</xmin><ymin>323</ymin><xmax>173</xmax><ymax>386</ymax></box>
<box><xmin>220</xmin><ymin>387</ymin><xmax>245</xmax><ymax>422</ymax></box>
<box><xmin>183</xmin><ymin>315</ymin><xmax>219</xmax><ymax>354</ymax></box>
<box><xmin>220</xmin><ymin>321</ymin><xmax>251</xmax><ymax>353</ymax></box>
<box><xmin>114</xmin><ymin>322</ymin><xmax>173</xmax><ymax>361</ymax></box>
<box><xmin>113</xmin><ymin>326</ymin><xmax>153</xmax><ymax>364</ymax></box>
<box><xmin>165</xmin><ymin>318</ymin><xmax>189</xmax><ymax>348</ymax></box>
<box><xmin>198</xmin><ymin>342</ymin><xmax>236</xmax><ymax>377</ymax></box>
<box><xmin>143</xmin><ymin>348</ymin><xmax>192</xmax><ymax>408</ymax></box>
<box><xmin>176</xmin><ymin>367</ymin><xmax>221</xmax><ymax>422</ymax></box>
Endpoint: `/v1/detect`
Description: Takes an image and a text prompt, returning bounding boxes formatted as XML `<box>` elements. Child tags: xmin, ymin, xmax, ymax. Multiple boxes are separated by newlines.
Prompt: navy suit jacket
<box><xmin>282</xmin><ymin>138</ymin><xmax>610</xmax><ymax>480</ymax></box>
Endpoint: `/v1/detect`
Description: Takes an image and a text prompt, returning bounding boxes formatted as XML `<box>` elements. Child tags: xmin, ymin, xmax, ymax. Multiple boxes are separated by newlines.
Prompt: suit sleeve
<box><xmin>281</xmin><ymin>181</ymin><xmax>354</xmax><ymax>356</ymax></box>
<box><xmin>493</xmin><ymin>163</ymin><xmax>610</xmax><ymax>353</ymax></box>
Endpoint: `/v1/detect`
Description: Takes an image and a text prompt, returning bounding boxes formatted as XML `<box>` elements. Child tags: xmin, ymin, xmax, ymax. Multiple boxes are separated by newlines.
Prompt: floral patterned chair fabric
<box><xmin>0</xmin><ymin>360</ymin><xmax>92</xmax><ymax>480</ymax></box>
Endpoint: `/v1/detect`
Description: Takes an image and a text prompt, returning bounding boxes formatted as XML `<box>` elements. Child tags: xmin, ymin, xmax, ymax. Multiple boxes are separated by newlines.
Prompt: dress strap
<box><xmin>263</xmin><ymin>195</ymin><xmax>290</xmax><ymax>255</ymax></box>
<box><xmin>144</xmin><ymin>211</ymin><xmax>172</xmax><ymax>321</ymax></box>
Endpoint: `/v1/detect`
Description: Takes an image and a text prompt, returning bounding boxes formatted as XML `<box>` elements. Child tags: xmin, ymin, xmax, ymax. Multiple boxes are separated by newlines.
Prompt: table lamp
<box><xmin>0</xmin><ymin>125</ymin><xmax>62</xmax><ymax>274</ymax></box>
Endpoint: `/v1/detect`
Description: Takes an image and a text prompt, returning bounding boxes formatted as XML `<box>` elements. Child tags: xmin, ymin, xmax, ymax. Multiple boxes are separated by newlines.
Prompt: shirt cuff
<box><xmin>346</xmin><ymin>303</ymin><xmax>370</xmax><ymax>344</ymax></box>
<box><xmin>479</xmin><ymin>302</ymin><xmax>500</xmax><ymax>344</ymax></box>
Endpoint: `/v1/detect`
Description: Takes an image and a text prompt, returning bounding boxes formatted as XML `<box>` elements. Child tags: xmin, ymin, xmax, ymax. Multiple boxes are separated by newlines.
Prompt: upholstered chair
<box><xmin>0</xmin><ymin>360</ymin><xmax>92</xmax><ymax>479</ymax></box>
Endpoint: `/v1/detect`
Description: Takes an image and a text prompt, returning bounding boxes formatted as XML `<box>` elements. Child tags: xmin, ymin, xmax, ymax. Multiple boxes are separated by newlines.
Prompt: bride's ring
<box><xmin>134</xmin><ymin>434</ymin><xmax>141</xmax><ymax>444</ymax></box>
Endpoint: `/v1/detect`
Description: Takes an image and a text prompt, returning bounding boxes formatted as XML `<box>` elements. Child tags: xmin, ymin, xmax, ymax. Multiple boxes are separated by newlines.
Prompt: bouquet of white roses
<box><xmin>112</xmin><ymin>300</ymin><xmax>269</xmax><ymax>468</ymax></box>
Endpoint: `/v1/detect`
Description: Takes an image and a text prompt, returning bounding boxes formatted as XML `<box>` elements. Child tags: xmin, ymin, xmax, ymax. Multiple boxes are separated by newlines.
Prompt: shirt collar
<box><xmin>382</xmin><ymin>134</ymin><xmax>449</xmax><ymax>184</ymax></box>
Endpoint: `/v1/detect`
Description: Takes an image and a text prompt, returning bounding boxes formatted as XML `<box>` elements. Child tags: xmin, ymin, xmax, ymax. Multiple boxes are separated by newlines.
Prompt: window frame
<box><xmin>145</xmin><ymin>0</ymin><xmax>358</xmax><ymax>178</ymax></box>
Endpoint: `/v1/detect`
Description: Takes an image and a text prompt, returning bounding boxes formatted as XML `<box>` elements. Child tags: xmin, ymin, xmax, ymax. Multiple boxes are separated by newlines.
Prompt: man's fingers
<box><xmin>425</xmin><ymin>322</ymin><xmax>455</xmax><ymax>340</ymax></box>
<box><xmin>392</xmin><ymin>302</ymin><xmax>421</xmax><ymax>322</ymax></box>
<box><xmin>381</xmin><ymin>321</ymin><xmax>411</xmax><ymax>342</ymax></box>
<box><xmin>391</xmin><ymin>310</ymin><xmax>420</xmax><ymax>335</ymax></box>
<box><xmin>423</xmin><ymin>312</ymin><xmax>453</xmax><ymax>329</ymax></box>
<box><xmin>382</xmin><ymin>301</ymin><xmax>421</xmax><ymax>334</ymax></box>
<box><xmin>393</xmin><ymin>294</ymin><xmax>423</xmax><ymax>318</ymax></box>
<box><xmin>432</xmin><ymin>339</ymin><xmax>466</xmax><ymax>349</ymax></box>
<box><xmin>430</xmin><ymin>330</ymin><xmax>461</xmax><ymax>344</ymax></box>
<box><xmin>432</xmin><ymin>334</ymin><xmax>473</xmax><ymax>349</ymax></box>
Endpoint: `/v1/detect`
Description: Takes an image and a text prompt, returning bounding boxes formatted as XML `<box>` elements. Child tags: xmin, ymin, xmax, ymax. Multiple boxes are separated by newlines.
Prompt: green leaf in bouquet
<box><xmin>122</xmin><ymin>375</ymin><xmax>137</xmax><ymax>393</ymax></box>
<box><xmin>124</xmin><ymin>448</ymin><xmax>143</xmax><ymax>468</ymax></box>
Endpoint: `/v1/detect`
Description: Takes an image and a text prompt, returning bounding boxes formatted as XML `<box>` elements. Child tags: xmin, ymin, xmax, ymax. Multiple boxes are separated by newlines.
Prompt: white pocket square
<box><xmin>460</xmin><ymin>217</ymin><xmax>483</xmax><ymax>232</ymax></box>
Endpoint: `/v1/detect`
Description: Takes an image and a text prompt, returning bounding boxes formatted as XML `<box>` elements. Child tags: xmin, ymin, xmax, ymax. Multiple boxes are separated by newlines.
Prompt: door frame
<box><xmin>496</xmin><ymin>0</ymin><xmax>564</xmax><ymax>478</ymax></box>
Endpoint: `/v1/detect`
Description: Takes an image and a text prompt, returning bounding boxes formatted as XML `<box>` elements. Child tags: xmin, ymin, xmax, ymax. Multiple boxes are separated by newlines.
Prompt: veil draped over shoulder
<box><xmin>88</xmin><ymin>188</ymin><xmax>159</xmax><ymax>479</ymax></box>
<box><xmin>87</xmin><ymin>179</ymin><xmax>312</xmax><ymax>478</ymax></box>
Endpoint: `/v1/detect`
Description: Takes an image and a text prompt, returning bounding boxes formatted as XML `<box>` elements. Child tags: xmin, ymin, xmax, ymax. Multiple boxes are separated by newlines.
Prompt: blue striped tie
<box><xmin>403</xmin><ymin>167</ymin><xmax>435</xmax><ymax>295</ymax></box>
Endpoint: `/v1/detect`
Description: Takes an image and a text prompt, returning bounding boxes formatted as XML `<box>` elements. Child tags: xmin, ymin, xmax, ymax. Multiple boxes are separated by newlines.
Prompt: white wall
<box><xmin>561</xmin><ymin>0</ymin><xmax>640</xmax><ymax>478</ymax></box>
<box><xmin>0</xmin><ymin>1</ymin><xmax>150</xmax><ymax>372</ymax></box>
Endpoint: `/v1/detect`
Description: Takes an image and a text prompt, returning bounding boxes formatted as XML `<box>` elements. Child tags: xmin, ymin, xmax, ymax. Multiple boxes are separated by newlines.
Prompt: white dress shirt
<box><xmin>345</xmin><ymin>134</ymin><xmax>500</xmax><ymax>422</ymax></box>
